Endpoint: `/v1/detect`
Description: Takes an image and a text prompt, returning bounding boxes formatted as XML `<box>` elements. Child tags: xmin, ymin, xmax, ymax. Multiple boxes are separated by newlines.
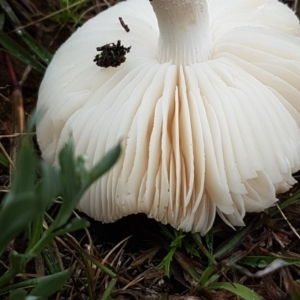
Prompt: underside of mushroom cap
<box><xmin>37</xmin><ymin>0</ymin><xmax>300</xmax><ymax>234</ymax></box>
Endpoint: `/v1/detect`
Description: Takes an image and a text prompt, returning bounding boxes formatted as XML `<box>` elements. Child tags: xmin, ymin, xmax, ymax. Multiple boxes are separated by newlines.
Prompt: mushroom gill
<box><xmin>37</xmin><ymin>0</ymin><xmax>300</xmax><ymax>234</ymax></box>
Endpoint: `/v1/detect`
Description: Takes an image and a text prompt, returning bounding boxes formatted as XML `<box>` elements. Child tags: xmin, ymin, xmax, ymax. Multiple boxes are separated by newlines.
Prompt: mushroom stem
<box><xmin>151</xmin><ymin>0</ymin><xmax>212</xmax><ymax>65</ymax></box>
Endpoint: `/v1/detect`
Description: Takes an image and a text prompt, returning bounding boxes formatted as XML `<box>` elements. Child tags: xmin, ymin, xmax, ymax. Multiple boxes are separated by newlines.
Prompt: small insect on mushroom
<box><xmin>119</xmin><ymin>17</ymin><xmax>130</xmax><ymax>32</ymax></box>
<box><xmin>93</xmin><ymin>40</ymin><xmax>131</xmax><ymax>68</ymax></box>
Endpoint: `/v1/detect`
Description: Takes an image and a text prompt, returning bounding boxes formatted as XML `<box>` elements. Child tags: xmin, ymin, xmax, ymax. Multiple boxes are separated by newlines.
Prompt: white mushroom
<box><xmin>37</xmin><ymin>0</ymin><xmax>300</xmax><ymax>234</ymax></box>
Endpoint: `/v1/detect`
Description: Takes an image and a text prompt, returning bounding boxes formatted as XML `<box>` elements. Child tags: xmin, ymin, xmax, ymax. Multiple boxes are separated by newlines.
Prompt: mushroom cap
<box><xmin>37</xmin><ymin>0</ymin><xmax>300</xmax><ymax>234</ymax></box>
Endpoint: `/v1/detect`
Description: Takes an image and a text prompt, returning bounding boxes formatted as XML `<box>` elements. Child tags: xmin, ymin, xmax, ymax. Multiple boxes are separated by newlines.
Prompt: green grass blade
<box><xmin>157</xmin><ymin>247</ymin><xmax>176</xmax><ymax>277</ymax></box>
<box><xmin>15</xmin><ymin>31</ymin><xmax>52</xmax><ymax>65</ymax></box>
<box><xmin>8</xmin><ymin>290</ymin><xmax>28</xmax><ymax>300</ymax></box>
<box><xmin>279</xmin><ymin>189</ymin><xmax>300</xmax><ymax>210</ymax></box>
<box><xmin>0</xmin><ymin>251</ymin><xmax>31</xmax><ymax>288</ymax></box>
<box><xmin>214</xmin><ymin>219</ymin><xmax>258</xmax><ymax>259</ymax></box>
<box><xmin>206</xmin><ymin>282</ymin><xmax>262</xmax><ymax>300</ymax></box>
<box><xmin>30</xmin><ymin>269</ymin><xmax>72</xmax><ymax>298</ymax></box>
<box><xmin>174</xmin><ymin>251</ymin><xmax>203</xmax><ymax>282</ymax></box>
<box><xmin>0</xmin><ymin>0</ymin><xmax>52</xmax><ymax>64</ymax></box>
<box><xmin>159</xmin><ymin>224</ymin><xmax>177</xmax><ymax>240</ymax></box>
<box><xmin>0</xmin><ymin>31</ymin><xmax>45</xmax><ymax>73</ymax></box>
<box><xmin>205</xmin><ymin>230</ymin><xmax>214</xmax><ymax>255</ymax></box>
<box><xmin>65</xmin><ymin>236</ymin><xmax>117</xmax><ymax>278</ymax></box>
<box><xmin>9</xmin><ymin>136</ymin><xmax>37</xmax><ymax>195</ymax></box>
<box><xmin>0</xmin><ymin>12</ymin><xmax>4</xmax><ymax>29</ymax></box>
<box><xmin>183</xmin><ymin>241</ymin><xmax>200</xmax><ymax>257</ymax></box>
<box><xmin>84</xmin><ymin>253</ymin><xmax>116</xmax><ymax>278</ymax></box>
<box><xmin>0</xmin><ymin>136</ymin><xmax>40</xmax><ymax>256</ymax></box>
<box><xmin>53</xmin><ymin>218</ymin><xmax>90</xmax><ymax>236</ymax></box>
<box><xmin>0</xmin><ymin>193</ymin><xmax>39</xmax><ymax>256</ymax></box>
<box><xmin>89</xmin><ymin>143</ymin><xmax>121</xmax><ymax>185</ymax></box>
<box><xmin>25</xmin><ymin>216</ymin><xmax>44</xmax><ymax>254</ymax></box>
<box><xmin>0</xmin><ymin>270</ymin><xmax>71</xmax><ymax>297</ymax></box>
<box><xmin>0</xmin><ymin>153</ymin><xmax>9</xmax><ymax>168</ymax></box>
<box><xmin>192</xmin><ymin>233</ymin><xmax>215</xmax><ymax>263</ymax></box>
<box><xmin>0</xmin><ymin>0</ymin><xmax>20</xmax><ymax>26</ymax></box>
<box><xmin>100</xmin><ymin>278</ymin><xmax>117</xmax><ymax>300</ymax></box>
<box><xmin>198</xmin><ymin>265</ymin><xmax>217</xmax><ymax>288</ymax></box>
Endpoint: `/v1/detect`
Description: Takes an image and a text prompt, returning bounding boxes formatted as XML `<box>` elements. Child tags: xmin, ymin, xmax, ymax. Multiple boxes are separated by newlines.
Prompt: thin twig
<box><xmin>3</xmin><ymin>51</ymin><xmax>25</xmax><ymax>181</ymax></box>
<box><xmin>276</xmin><ymin>203</ymin><xmax>300</xmax><ymax>241</ymax></box>
<box><xmin>293</xmin><ymin>0</ymin><xmax>299</xmax><ymax>12</ymax></box>
<box><xmin>0</xmin><ymin>142</ymin><xmax>15</xmax><ymax>170</ymax></box>
<box><xmin>10</xmin><ymin>0</ymin><xmax>89</xmax><ymax>32</ymax></box>
<box><xmin>0</xmin><ymin>133</ymin><xmax>33</xmax><ymax>139</ymax></box>
<box><xmin>19</xmin><ymin>66</ymin><xmax>32</xmax><ymax>86</ymax></box>
<box><xmin>0</xmin><ymin>93</ymin><xmax>10</xmax><ymax>102</ymax></box>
